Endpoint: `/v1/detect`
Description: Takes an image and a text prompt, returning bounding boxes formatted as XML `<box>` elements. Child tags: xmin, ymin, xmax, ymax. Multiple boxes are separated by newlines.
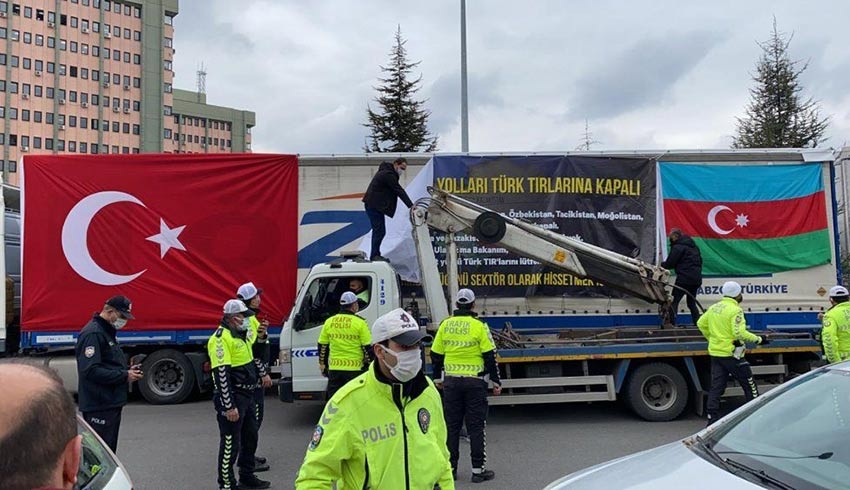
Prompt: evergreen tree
<box><xmin>732</xmin><ymin>19</ymin><xmax>828</xmax><ymax>148</ymax></box>
<box><xmin>364</xmin><ymin>27</ymin><xmax>438</xmax><ymax>153</ymax></box>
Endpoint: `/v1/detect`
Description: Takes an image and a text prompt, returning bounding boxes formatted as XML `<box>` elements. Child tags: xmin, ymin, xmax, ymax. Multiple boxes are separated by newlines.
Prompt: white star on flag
<box><xmin>146</xmin><ymin>219</ymin><xmax>187</xmax><ymax>258</ymax></box>
<box><xmin>735</xmin><ymin>214</ymin><xmax>749</xmax><ymax>228</ymax></box>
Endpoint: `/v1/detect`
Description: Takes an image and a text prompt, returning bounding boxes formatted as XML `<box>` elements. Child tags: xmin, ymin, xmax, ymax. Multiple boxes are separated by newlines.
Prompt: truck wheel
<box><xmin>625</xmin><ymin>363</ymin><xmax>688</xmax><ymax>422</ymax></box>
<box><xmin>138</xmin><ymin>349</ymin><xmax>196</xmax><ymax>405</ymax></box>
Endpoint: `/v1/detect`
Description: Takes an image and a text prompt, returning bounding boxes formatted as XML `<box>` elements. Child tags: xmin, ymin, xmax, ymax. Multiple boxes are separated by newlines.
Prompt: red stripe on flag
<box><xmin>663</xmin><ymin>191</ymin><xmax>827</xmax><ymax>239</ymax></box>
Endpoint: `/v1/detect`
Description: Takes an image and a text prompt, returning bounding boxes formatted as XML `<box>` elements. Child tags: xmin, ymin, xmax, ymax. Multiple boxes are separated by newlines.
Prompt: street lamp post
<box><xmin>460</xmin><ymin>0</ymin><xmax>469</xmax><ymax>152</ymax></box>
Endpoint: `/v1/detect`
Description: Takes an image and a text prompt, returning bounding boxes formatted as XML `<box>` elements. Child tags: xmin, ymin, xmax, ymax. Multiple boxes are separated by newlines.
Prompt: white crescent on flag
<box><xmin>61</xmin><ymin>191</ymin><xmax>187</xmax><ymax>286</ymax></box>
<box><xmin>707</xmin><ymin>205</ymin><xmax>735</xmax><ymax>235</ymax></box>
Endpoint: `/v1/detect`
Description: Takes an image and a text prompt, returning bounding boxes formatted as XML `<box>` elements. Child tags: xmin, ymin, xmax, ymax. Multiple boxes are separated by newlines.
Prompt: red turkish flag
<box><xmin>21</xmin><ymin>154</ymin><xmax>298</xmax><ymax>332</ymax></box>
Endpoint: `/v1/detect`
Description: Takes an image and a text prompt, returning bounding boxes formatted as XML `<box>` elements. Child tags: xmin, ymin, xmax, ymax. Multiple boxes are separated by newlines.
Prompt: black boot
<box><xmin>253</xmin><ymin>461</ymin><xmax>270</xmax><ymax>472</ymax></box>
<box><xmin>471</xmin><ymin>469</ymin><xmax>495</xmax><ymax>483</ymax></box>
<box><xmin>238</xmin><ymin>474</ymin><xmax>271</xmax><ymax>489</ymax></box>
<box><xmin>255</xmin><ymin>456</ymin><xmax>267</xmax><ymax>465</ymax></box>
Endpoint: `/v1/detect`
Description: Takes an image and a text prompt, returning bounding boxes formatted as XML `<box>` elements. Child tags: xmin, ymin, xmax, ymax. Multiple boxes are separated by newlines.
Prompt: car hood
<box><xmin>545</xmin><ymin>440</ymin><xmax>761</xmax><ymax>489</ymax></box>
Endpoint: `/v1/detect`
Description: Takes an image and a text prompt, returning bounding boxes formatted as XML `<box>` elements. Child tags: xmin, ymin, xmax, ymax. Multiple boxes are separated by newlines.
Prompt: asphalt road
<box><xmin>116</xmin><ymin>393</ymin><xmax>707</xmax><ymax>490</ymax></box>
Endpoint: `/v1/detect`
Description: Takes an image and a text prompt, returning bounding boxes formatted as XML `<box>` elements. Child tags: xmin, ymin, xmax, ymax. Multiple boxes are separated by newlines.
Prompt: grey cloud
<box><xmin>426</xmin><ymin>70</ymin><xmax>504</xmax><ymax>135</ymax></box>
<box><xmin>569</xmin><ymin>31</ymin><xmax>725</xmax><ymax>120</ymax></box>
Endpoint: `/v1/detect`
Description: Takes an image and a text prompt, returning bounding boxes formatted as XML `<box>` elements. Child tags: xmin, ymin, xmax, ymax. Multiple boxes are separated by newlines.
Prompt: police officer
<box><xmin>236</xmin><ymin>282</ymin><xmax>273</xmax><ymax>472</ymax></box>
<box><xmin>318</xmin><ymin>291</ymin><xmax>371</xmax><ymax>399</ymax></box>
<box><xmin>431</xmin><ymin>289</ymin><xmax>502</xmax><ymax>483</ymax></box>
<box><xmin>296</xmin><ymin>308</ymin><xmax>454</xmax><ymax>489</ymax></box>
<box><xmin>208</xmin><ymin>299</ymin><xmax>271</xmax><ymax>490</ymax></box>
<box><xmin>820</xmin><ymin>285</ymin><xmax>850</xmax><ymax>364</ymax></box>
<box><xmin>349</xmin><ymin>277</ymin><xmax>370</xmax><ymax>306</ymax></box>
<box><xmin>75</xmin><ymin>295</ymin><xmax>142</xmax><ymax>453</ymax></box>
<box><xmin>697</xmin><ymin>281</ymin><xmax>764</xmax><ymax>425</ymax></box>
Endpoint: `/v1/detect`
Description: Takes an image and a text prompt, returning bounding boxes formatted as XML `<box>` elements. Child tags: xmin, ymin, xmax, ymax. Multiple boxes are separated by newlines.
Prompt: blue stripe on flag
<box><xmin>659</xmin><ymin>163</ymin><xmax>823</xmax><ymax>202</ymax></box>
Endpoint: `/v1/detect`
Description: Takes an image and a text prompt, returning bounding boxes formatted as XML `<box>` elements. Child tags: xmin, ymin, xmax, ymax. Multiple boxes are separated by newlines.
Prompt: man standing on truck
<box><xmin>208</xmin><ymin>299</ymin><xmax>271</xmax><ymax>490</ymax></box>
<box><xmin>697</xmin><ymin>281</ymin><xmax>764</xmax><ymax>426</ymax></box>
<box><xmin>661</xmin><ymin>228</ymin><xmax>703</xmax><ymax>325</ymax></box>
<box><xmin>362</xmin><ymin>157</ymin><xmax>414</xmax><ymax>261</ymax></box>
<box><xmin>431</xmin><ymin>289</ymin><xmax>502</xmax><ymax>483</ymax></box>
<box><xmin>317</xmin><ymin>291</ymin><xmax>371</xmax><ymax>399</ymax></box>
<box><xmin>237</xmin><ymin>282</ymin><xmax>273</xmax><ymax>473</ymax></box>
<box><xmin>296</xmin><ymin>308</ymin><xmax>454</xmax><ymax>489</ymax></box>
<box><xmin>75</xmin><ymin>295</ymin><xmax>142</xmax><ymax>453</ymax></box>
<box><xmin>820</xmin><ymin>285</ymin><xmax>850</xmax><ymax>364</ymax></box>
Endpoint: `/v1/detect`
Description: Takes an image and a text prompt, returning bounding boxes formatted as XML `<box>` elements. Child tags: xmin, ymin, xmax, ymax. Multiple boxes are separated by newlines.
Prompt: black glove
<box><xmin>759</xmin><ymin>336</ymin><xmax>771</xmax><ymax>346</ymax></box>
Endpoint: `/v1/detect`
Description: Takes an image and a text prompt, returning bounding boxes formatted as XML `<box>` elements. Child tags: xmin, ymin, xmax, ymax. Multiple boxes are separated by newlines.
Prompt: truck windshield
<box><xmin>706</xmin><ymin>368</ymin><xmax>850</xmax><ymax>490</ymax></box>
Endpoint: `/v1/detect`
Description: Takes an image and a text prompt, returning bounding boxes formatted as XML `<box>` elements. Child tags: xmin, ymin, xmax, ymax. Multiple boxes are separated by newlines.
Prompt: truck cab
<box><xmin>278</xmin><ymin>254</ymin><xmax>401</xmax><ymax>403</ymax></box>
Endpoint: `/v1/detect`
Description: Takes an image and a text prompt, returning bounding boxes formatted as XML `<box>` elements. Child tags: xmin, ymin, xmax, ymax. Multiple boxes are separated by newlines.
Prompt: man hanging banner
<box><xmin>429</xmin><ymin>155</ymin><xmax>657</xmax><ymax>297</ymax></box>
<box><xmin>660</xmin><ymin>162</ymin><xmax>831</xmax><ymax>276</ymax></box>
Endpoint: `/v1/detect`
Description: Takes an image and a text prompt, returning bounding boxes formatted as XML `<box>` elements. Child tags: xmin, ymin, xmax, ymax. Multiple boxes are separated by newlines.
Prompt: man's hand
<box><xmin>492</xmin><ymin>385</ymin><xmax>502</xmax><ymax>396</ymax></box>
<box><xmin>226</xmin><ymin>408</ymin><xmax>239</xmax><ymax>422</ymax></box>
<box><xmin>127</xmin><ymin>368</ymin><xmax>144</xmax><ymax>382</ymax></box>
<box><xmin>258</xmin><ymin>319</ymin><xmax>269</xmax><ymax>339</ymax></box>
<box><xmin>818</xmin><ymin>312</ymin><xmax>825</xmax><ymax>321</ymax></box>
<box><xmin>262</xmin><ymin>375</ymin><xmax>273</xmax><ymax>389</ymax></box>
<box><xmin>434</xmin><ymin>380</ymin><xmax>443</xmax><ymax>390</ymax></box>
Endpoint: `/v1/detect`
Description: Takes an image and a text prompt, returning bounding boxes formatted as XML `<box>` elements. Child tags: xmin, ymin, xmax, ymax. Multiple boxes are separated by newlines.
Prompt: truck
<box><xmin>279</xmin><ymin>149</ymin><xmax>838</xmax><ymax>421</ymax></box>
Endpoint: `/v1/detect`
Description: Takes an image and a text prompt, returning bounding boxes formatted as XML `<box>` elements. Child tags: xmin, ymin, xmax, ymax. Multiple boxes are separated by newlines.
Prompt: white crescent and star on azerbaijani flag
<box><xmin>60</xmin><ymin>191</ymin><xmax>188</xmax><ymax>286</ymax></box>
<box><xmin>705</xmin><ymin>204</ymin><xmax>749</xmax><ymax>236</ymax></box>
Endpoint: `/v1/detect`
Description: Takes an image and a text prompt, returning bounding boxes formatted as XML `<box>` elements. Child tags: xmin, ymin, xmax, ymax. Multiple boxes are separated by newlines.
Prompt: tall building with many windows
<box><xmin>0</xmin><ymin>0</ymin><xmax>255</xmax><ymax>186</ymax></box>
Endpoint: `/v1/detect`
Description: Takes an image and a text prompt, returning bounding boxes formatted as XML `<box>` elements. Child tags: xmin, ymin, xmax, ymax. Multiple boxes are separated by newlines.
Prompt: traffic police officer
<box><xmin>697</xmin><ymin>281</ymin><xmax>764</xmax><ymax>425</ymax></box>
<box><xmin>820</xmin><ymin>285</ymin><xmax>850</xmax><ymax>364</ymax></box>
<box><xmin>431</xmin><ymin>289</ymin><xmax>502</xmax><ymax>483</ymax></box>
<box><xmin>208</xmin><ymin>299</ymin><xmax>270</xmax><ymax>490</ymax></box>
<box><xmin>236</xmin><ymin>282</ymin><xmax>272</xmax><ymax>472</ymax></box>
<box><xmin>318</xmin><ymin>291</ymin><xmax>372</xmax><ymax>399</ymax></box>
<box><xmin>349</xmin><ymin>277</ymin><xmax>370</xmax><ymax>306</ymax></box>
<box><xmin>296</xmin><ymin>308</ymin><xmax>454</xmax><ymax>489</ymax></box>
<box><xmin>75</xmin><ymin>295</ymin><xmax>142</xmax><ymax>453</ymax></box>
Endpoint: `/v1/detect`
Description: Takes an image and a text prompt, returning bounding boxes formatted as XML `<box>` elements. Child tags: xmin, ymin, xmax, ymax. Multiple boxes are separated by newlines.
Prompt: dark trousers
<box><xmin>253</xmin><ymin>386</ymin><xmax>265</xmax><ymax>430</ymax></box>
<box><xmin>83</xmin><ymin>408</ymin><xmax>122</xmax><ymax>453</ymax></box>
<box><xmin>214</xmin><ymin>391</ymin><xmax>258</xmax><ymax>489</ymax></box>
<box><xmin>365</xmin><ymin>206</ymin><xmax>386</xmax><ymax>259</ymax></box>
<box><xmin>444</xmin><ymin>377</ymin><xmax>489</xmax><ymax>470</ymax></box>
<box><xmin>671</xmin><ymin>281</ymin><xmax>701</xmax><ymax>325</ymax></box>
<box><xmin>326</xmin><ymin>370</ymin><xmax>363</xmax><ymax>400</ymax></box>
<box><xmin>706</xmin><ymin>356</ymin><xmax>759</xmax><ymax>424</ymax></box>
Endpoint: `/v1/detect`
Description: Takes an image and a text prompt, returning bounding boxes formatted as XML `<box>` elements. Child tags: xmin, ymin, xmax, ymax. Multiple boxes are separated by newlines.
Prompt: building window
<box><xmin>123</xmin><ymin>75</ymin><xmax>130</xmax><ymax>87</ymax></box>
<box><xmin>9</xmin><ymin>81</ymin><xmax>16</xmax><ymax>93</ymax></box>
<box><xmin>10</xmin><ymin>56</ymin><xmax>17</xmax><ymax>67</ymax></box>
<box><xmin>93</xmin><ymin>22</ymin><xmax>99</xmax><ymax>33</ymax></box>
<box><xmin>22</xmin><ymin>58</ymin><xmax>30</xmax><ymax>69</ymax></box>
<box><xmin>92</xmin><ymin>70</ymin><xmax>99</xmax><ymax>81</ymax></box>
<box><xmin>123</xmin><ymin>4</ymin><xmax>130</xmax><ymax>15</ymax></box>
<box><xmin>112</xmin><ymin>122</ymin><xmax>119</xmax><ymax>132</ymax></box>
<box><xmin>59</xmin><ymin>64</ymin><xmax>66</xmax><ymax>76</ymax></box>
<box><xmin>70</xmin><ymin>66</ymin><xmax>77</xmax><ymax>78</ymax></box>
<box><xmin>164</xmin><ymin>37</ymin><xmax>173</xmax><ymax>48</ymax></box>
<box><xmin>164</xmin><ymin>83</ymin><xmax>172</xmax><ymax>93</ymax></box>
<box><xmin>34</xmin><ymin>60</ymin><xmax>43</xmax><ymax>71</ymax></box>
<box><xmin>133</xmin><ymin>101</ymin><xmax>140</xmax><ymax>111</ymax></box>
<box><xmin>21</xmin><ymin>109</ymin><xmax>30</xmax><ymax>122</ymax></box>
<box><xmin>92</xmin><ymin>119</ymin><xmax>99</xmax><ymax>130</ymax></box>
<box><xmin>35</xmin><ymin>34</ymin><xmax>43</xmax><ymax>46</ymax></box>
<box><xmin>123</xmin><ymin>51</ymin><xmax>129</xmax><ymax>63</ymax></box>
<box><xmin>48</xmin><ymin>11</ymin><xmax>55</xmax><ymax>23</ymax></box>
<box><xmin>47</xmin><ymin>62</ymin><xmax>55</xmax><ymax>73</ymax></box>
<box><xmin>23</xmin><ymin>32</ymin><xmax>31</xmax><ymax>44</ymax></box>
<box><xmin>59</xmin><ymin>39</ymin><xmax>66</xmax><ymax>51</ymax></box>
<box><xmin>23</xmin><ymin>5</ymin><xmax>31</xmax><ymax>17</ymax></box>
<box><xmin>132</xmin><ymin>124</ymin><xmax>140</xmax><ymax>135</ymax></box>
<box><xmin>69</xmin><ymin>116</ymin><xmax>77</xmax><ymax>127</ymax></box>
<box><xmin>123</xmin><ymin>28</ymin><xmax>130</xmax><ymax>39</ymax></box>
<box><xmin>48</xmin><ymin>36</ymin><xmax>55</xmax><ymax>48</ymax></box>
<box><xmin>36</xmin><ymin>9</ymin><xmax>43</xmax><ymax>20</ymax></box>
<box><xmin>80</xmin><ymin>142</ymin><xmax>87</xmax><ymax>154</ymax></box>
<box><xmin>163</xmin><ymin>105</ymin><xmax>172</xmax><ymax>116</ymax></box>
<box><xmin>103</xmin><ymin>48</ymin><xmax>109</xmax><ymax>59</ymax></box>
<box><xmin>91</xmin><ymin>143</ymin><xmax>98</xmax><ymax>155</ymax></box>
<box><xmin>133</xmin><ymin>54</ymin><xmax>140</xmax><ymax>65</ymax></box>
<box><xmin>69</xmin><ymin>91</ymin><xmax>77</xmax><ymax>103</ymax></box>
<box><xmin>164</xmin><ymin>128</ymin><xmax>172</xmax><ymax>139</ymax></box>
<box><xmin>60</xmin><ymin>14</ymin><xmax>67</xmax><ymax>26</ymax></box>
<box><xmin>134</xmin><ymin>30</ymin><xmax>141</xmax><ymax>41</ymax></box>
<box><xmin>71</xmin><ymin>17</ymin><xmax>78</xmax><ymax>28</ymax></box>
<box><xmin>112</xmin><ymin>73</ymin><xmax>119</xmax><ymax>84</ymax></box>
<box><xmin>113</xmin><ymin>2</ymin><xmax>119</xmax><ymax>13</ymax></box>
<box><xmin>81</xmin><ymin>68</ymin><xmax>88</xmax><ymax>79</ymax></box>
<box><xmin>81</xmin><ymin>44</ymin><xmax>88</xmax><ymax>55</ymax></box>
<box><xmin>10</xmin><ymin>30</ymin><xmax>19</xmax><ymax>41</ymax></box>
<box><xmin>112</xmin><ymin>25</ymin><xmax>119</xmax><ymax>37</ymax></box>
<box><xmin>70</xmin><ymin>41</ymin><xmax>78</xmax><ymax>53</ymax></box>
<box><xmin>34</xmin><ymin>111</ymin><xmax>42</xmax><ymax>123</ymax></box>
<box><xmin>122</xmin><ymin>123</ymin><xmax>129</xmax><ymax>134</ymax></box>
<box><xmin>81</xmin><ymin>117</ymin><xmax>88</xmax><ymax>129</ymax></box>
<box><xmin>34</xmin><ymin>137</ymin><xmax>41</xmax><ymax>149</ymax></box>
<box><xmin>45</xmin><ymin>138</ymin><xmax>53</xmax><ymax>150</ymax></box>
<box><xmin>133</xmin><ymin>77</ymin><xmax>141</xmax><ymax>88</ymax></box>
<box><xmin>134</xmin><ymin>6</ymin><xmax>141</xmax><ymax>18</ymax></box>
<box><xmin>69</xmin><ymin>141</ymin><xmax>76</xmax><ymax>152</ymax></box>
<box><xmin>91</xmin><ymin>94</ymin><xmax>99</xmax><ymax>105</ymax></box>
<box><xmin>8</xmin><ymin>161</ymin><xmax>16</xmax><ymax>173</ymax></box>
<box><xmin>112</xmin><ymin>50</ymin><xmax>119</xmax><ymax>61</ymax></box>
<box><xmin>92</xmin><ymin>46</ymin><xmax>99</xmax><ymax>57</ymax></box>
<box><xmin>57</xmin><ymin>140</ymin><xmax>65</xmax><ymax>152</ymax></box>
<box><xmin>11</xmin><ymin>3</ymin><xmax>18</xmax><ymax>15</ymax></box>
<box><xmin>164</xmin><ymin>14</ymin><xmax>174</xmax><ymax>25</ymax></box>
<box><xmin>164</xmin><ymin>60</ymin><xmax>172</xmax><ymax>71</ymax></box>
<box><xmin>82</xmin><ymin>20</ymin><xmax>89</xmax><ymax>32</ymax></box>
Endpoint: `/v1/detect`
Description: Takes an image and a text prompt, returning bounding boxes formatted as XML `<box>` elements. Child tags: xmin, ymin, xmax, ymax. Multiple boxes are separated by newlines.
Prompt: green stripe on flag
<box><xmin>693</xmin><ymin>229</ymin><xmax>832</xmax><ymax>276</ymax></box>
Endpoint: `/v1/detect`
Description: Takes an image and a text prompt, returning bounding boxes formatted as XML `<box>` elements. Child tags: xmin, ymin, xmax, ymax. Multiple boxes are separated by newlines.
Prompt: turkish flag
<box><xmin>21</xmin><ymin>154</ymin><xmax>298</xmax><ymax>332</ymax></box>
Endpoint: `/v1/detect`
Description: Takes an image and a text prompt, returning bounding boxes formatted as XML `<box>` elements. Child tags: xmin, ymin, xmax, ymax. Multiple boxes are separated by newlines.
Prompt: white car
<box><xmin>546</xmin><ymin>361</ymin><xmax>850</xmax><ymax>490</ymax></box>
<box><xmin>76</xmin><ymin>415</ymin><xmax>134</xmax><ymax>489</ymax></box>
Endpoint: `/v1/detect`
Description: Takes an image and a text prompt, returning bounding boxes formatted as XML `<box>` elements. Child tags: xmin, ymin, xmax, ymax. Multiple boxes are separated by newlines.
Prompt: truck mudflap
<box><xmin>279</xmin><ymin>378</ymin><xmax>294</xmax><ymax>402</ymax></box>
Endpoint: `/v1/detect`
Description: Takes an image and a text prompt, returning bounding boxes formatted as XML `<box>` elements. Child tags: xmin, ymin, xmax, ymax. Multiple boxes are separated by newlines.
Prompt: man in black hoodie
<box><xmin>362</xmin><ymin>157</ymin><xmax>414</xmax><ymax>261</ymax></box>
<box><xmin>661</xmin><ymin>229</ymin><xmax>703</xmax><ymax>325</ymax></box>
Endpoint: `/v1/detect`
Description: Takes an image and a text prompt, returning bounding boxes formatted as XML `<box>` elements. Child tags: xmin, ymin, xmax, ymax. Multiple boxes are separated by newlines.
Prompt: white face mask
<box><xmin>379</xmin><ymin>344</ymin><xmax>421</xmax><ymax>382</ymax></box>
<box><xmin>113</xmin><ymin>317</ymin><xmax>127</xmax><ymax>329</ymax></box>
<box><xmin>239</xmin><ymin>317</ymin><xmax>250</xmax><ymax>331</ymax></box>
<box><xmin>396</xmin><ymin>167</ymin><xmax>405</xmax><ymax>177</ymax></box>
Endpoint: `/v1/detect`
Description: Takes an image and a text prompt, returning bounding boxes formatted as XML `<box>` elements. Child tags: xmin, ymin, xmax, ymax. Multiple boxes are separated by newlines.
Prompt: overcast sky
<box><xmin>172</xmin><ymin>1</ymin><xmax>850</xmax><ymax>154</ymax></box>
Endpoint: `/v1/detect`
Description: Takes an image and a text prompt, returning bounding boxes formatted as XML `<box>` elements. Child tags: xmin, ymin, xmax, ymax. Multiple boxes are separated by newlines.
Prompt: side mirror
<box><xmin>293</xmin><ymin>312</ymin><xmax>305</xmax><ymax>331</ymax></box>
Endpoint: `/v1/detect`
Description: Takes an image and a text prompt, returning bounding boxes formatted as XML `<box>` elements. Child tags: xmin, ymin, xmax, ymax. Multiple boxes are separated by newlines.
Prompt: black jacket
<box><xmin>661</xmin><ymin>234</ymin><xmax>703</xmax><ymax>284</ymax></box>
<box><xmin>362</xmin><ymin>162</ymin><xmax>414</xmax><ymax>217</ymax></box>
<box><xmin>75</xmin><ymin>314</ymin><xmax>128</xmax><ymax>412</ymax></box>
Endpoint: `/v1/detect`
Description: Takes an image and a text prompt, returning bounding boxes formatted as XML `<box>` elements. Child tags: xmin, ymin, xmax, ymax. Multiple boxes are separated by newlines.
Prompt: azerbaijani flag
<box><xmin>660</xmin><ymin>163</ymin><xmax>832</xmax><ymax>276</ymax></box>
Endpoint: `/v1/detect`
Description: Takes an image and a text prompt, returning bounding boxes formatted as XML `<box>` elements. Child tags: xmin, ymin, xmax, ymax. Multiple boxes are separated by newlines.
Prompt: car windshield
<box><xmin>705</xmin><ymin>367</ymin><xmax>850</xmax><ymax>490</ymax></box>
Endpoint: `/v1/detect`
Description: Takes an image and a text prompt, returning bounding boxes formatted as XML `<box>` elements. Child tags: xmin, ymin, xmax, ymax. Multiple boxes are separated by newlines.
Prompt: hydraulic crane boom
<box><xmin>411</xmin><ymin>187</ymin><xmax>673</xmax><ymax>328</ymax></box>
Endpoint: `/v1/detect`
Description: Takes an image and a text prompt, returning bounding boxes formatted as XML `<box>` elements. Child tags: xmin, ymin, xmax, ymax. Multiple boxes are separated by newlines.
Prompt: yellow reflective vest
<box><xmin>318</xmin><ymin>312</ymin><xmax>371</xmax><ymax>371</ymax></box>
<box><xmin>822</xmin><ymin>301</ymin><xmax>850</xmax><ymax>363</ymax></box>
<box><xmin>431</xmin><ymin>314</ymin><xmax>495</xmax><ymax>377</ymax></box>
<box><xmin>295</xmin><ymin>365</ymin><xmax>454</xmax><ymax>490</ymax></box>
<box><xmin>697</xmin><ymin>297</ymin><xmax>762</xmax><ymax>357</ymax></box>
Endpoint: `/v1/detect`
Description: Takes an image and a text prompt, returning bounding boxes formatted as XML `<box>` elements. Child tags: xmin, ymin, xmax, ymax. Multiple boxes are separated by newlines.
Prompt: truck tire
<box><xmin>138</xmin><ymin>349</ymin><xmax>196</xmax><ymax>405</ymax></box>
<box><xmin>624</xmin><ymin>362</ymin><xmax>689</xmax><ymax>422</ymax></box>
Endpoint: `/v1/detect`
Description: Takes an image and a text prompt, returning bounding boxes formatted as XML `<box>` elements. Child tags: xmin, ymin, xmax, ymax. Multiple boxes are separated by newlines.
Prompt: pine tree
<box><xmin>732</xmin><ymin>19</ymin><xmax>829</xmax><ymax>148</ymax></box>
<box><xmin>364</xmin><ymin>27</ymin><xmax>438</xmax><ymax>153</ymax></box>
